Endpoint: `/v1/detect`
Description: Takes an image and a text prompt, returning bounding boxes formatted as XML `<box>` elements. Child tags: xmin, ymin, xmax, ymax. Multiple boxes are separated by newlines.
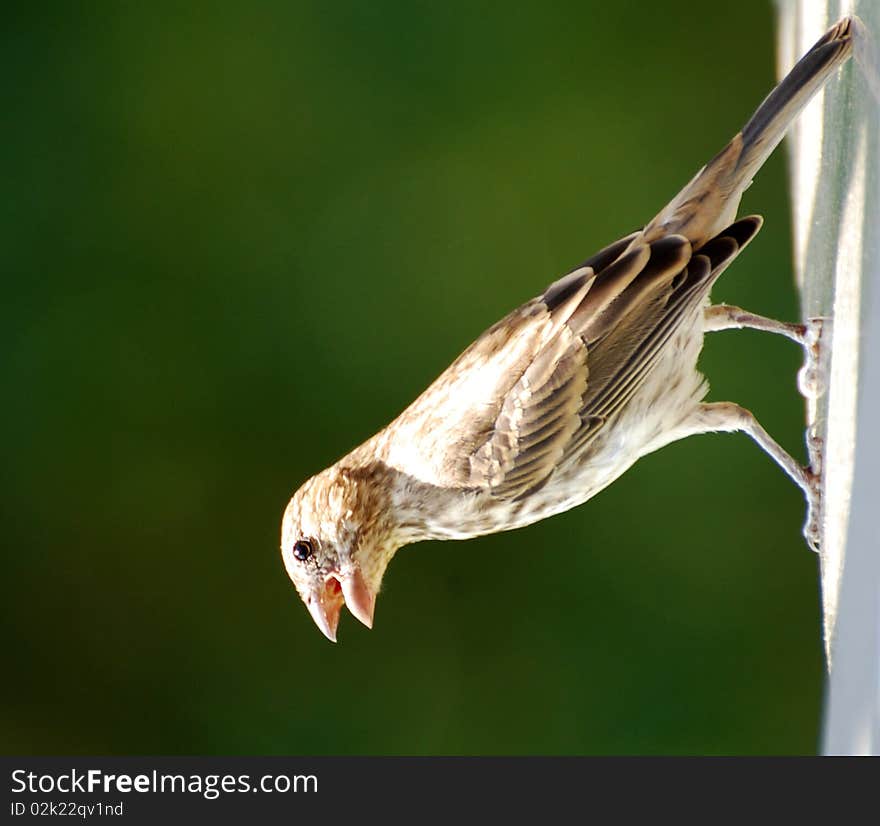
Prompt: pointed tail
<box><xmin>642</xmin><ymin>17</ymin><xmax>854</xmax><ymax>248</ymax></box>
<box><xmin>738</xmin><ymin>16</ymin><xmax>853</xmax><ymax>183</ymax></box>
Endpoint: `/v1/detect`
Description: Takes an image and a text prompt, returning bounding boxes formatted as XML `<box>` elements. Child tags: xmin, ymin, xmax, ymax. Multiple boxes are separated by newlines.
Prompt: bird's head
<box><xmin>280</xmin><ymin>464</ymin><xmax>399</xmax><ymax>642</ymax></box>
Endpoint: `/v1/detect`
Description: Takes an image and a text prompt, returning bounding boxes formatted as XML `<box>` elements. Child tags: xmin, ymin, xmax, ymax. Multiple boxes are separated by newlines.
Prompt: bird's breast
<box><xmin>421</xmin><ymin>312</ymin><xmax>710</xmax><ymax>539</ymax></box>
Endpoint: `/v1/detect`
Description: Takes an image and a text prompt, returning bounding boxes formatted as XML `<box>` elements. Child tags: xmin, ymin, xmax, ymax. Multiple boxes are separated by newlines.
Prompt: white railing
<box><xmin>776</xmin><ymin>0</ymin><xmax>880</xmax><ymax>755</ymax></box>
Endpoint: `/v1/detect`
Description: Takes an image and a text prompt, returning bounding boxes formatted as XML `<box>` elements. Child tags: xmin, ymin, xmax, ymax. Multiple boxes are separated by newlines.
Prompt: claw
<box><xmin>797</xmin><ymin>317</ymin><xmax>828</xmax><ymax>401</ymax></box>
<box><xmin>800</xmin><ymin>457</ymin><xmax>823</xmax><ymax>553</ymax></box>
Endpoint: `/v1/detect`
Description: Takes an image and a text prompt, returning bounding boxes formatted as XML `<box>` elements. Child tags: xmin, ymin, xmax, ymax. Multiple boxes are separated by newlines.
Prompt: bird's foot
<box><xmin>801</xmin><ymin>427</ymin><xmax>824</xmax><ymax>553</ymax></box>
<box><xmin>797</xmin><ymin>317</ymin><xmax>828</xmax><ymax>401</ymax></box>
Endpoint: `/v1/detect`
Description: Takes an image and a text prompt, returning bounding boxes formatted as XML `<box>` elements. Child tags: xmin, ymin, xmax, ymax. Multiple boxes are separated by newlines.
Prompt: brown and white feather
<box><xmin>281</xmin><ymin>17</ymin><xmax>855</xmax><ymax>640</ymax></box>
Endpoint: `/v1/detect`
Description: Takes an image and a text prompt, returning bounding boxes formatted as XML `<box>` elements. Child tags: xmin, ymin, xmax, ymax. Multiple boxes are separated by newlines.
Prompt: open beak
<box><xmin>340</xmin><ymin>566</ymin><xmax>375</xmax><ymax>629</ymax></box>
<box><xmin>307</xmin><ymin>566</ymin><xmax>375</xmax><ymax>642</ymax></box>
<box><xmin>306</xmin><ymin>578</ymin><xmax>344</xmax><ymax>643</ymax></box>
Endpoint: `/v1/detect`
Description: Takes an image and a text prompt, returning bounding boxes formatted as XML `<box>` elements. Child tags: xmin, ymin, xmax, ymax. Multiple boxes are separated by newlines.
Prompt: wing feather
<box><xmin>378</xmin><ymin>217</ymin><xmax>763</xmax><ymax>498</ymax></box>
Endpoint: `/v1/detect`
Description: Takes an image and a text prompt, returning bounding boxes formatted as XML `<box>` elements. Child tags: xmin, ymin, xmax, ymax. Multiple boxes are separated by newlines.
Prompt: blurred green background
<box><xmin>2</xmin><ymin>1</ymin><xmax>825</xmax><ymax>755</ymax></box>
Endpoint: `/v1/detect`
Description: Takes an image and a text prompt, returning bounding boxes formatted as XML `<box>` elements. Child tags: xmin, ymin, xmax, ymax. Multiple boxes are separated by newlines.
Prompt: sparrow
<box><xmin>282</xmin><ymin>18</ymin><xmax>854</xmax><ymax>641</ymax></box>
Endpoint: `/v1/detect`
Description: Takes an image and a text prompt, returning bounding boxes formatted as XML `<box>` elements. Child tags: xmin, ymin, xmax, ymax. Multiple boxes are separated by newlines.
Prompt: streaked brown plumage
<box><xmin>282</xmin><ymin>19</ymin><xmax>854</xmax><ymax>641</ymax></box>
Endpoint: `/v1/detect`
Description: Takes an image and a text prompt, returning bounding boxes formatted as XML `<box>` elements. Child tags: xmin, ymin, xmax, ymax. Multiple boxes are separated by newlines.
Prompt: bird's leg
<box><xmin>679</xmin><ymin>401</ymin><xmax>822</xmax><ymax>551</ymax></box>
<box><xmin>703</xmin><ymin>305</ymin><xmax>829</xmax><ymax>396</ymax></box>
<box><xmin>703</xmin><ymin>303</ymin><xmax>810</xmax><ymax>343</ymax></box>
<box><xmin>704</xmin><ymin>304</ymin><xmax>827</xmax><ymax>396</ymax></box>
<box><xmin>702</xmin><ymin>303</ymin><xmax>827</xmax><ymax>505</ymax></box>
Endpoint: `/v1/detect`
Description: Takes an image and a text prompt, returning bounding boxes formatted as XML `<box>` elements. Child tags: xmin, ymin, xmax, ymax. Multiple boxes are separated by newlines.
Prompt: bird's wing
<box><xmin>380</xmin><ymin>219</ymin><xmax>761</xmax><ymax>498</ymax></box>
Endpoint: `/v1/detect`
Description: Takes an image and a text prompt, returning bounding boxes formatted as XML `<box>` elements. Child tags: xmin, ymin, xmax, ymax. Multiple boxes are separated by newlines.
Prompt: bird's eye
<box><xmin>292</xmin><ymin>539</ymin><xmax>314</xmax><ymax>562</ymax></box>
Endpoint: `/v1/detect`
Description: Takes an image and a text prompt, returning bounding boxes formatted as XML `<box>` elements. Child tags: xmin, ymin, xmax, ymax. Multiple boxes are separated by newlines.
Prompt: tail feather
<box><xmin>738</xmin><ymin>16</ymin><xmax>853</xmax><ymax>180</ymax></box>
<box><xmin>639</xmin><ymin>17</ymin><xmax>854</xmax><ymax>249</ymax></box>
